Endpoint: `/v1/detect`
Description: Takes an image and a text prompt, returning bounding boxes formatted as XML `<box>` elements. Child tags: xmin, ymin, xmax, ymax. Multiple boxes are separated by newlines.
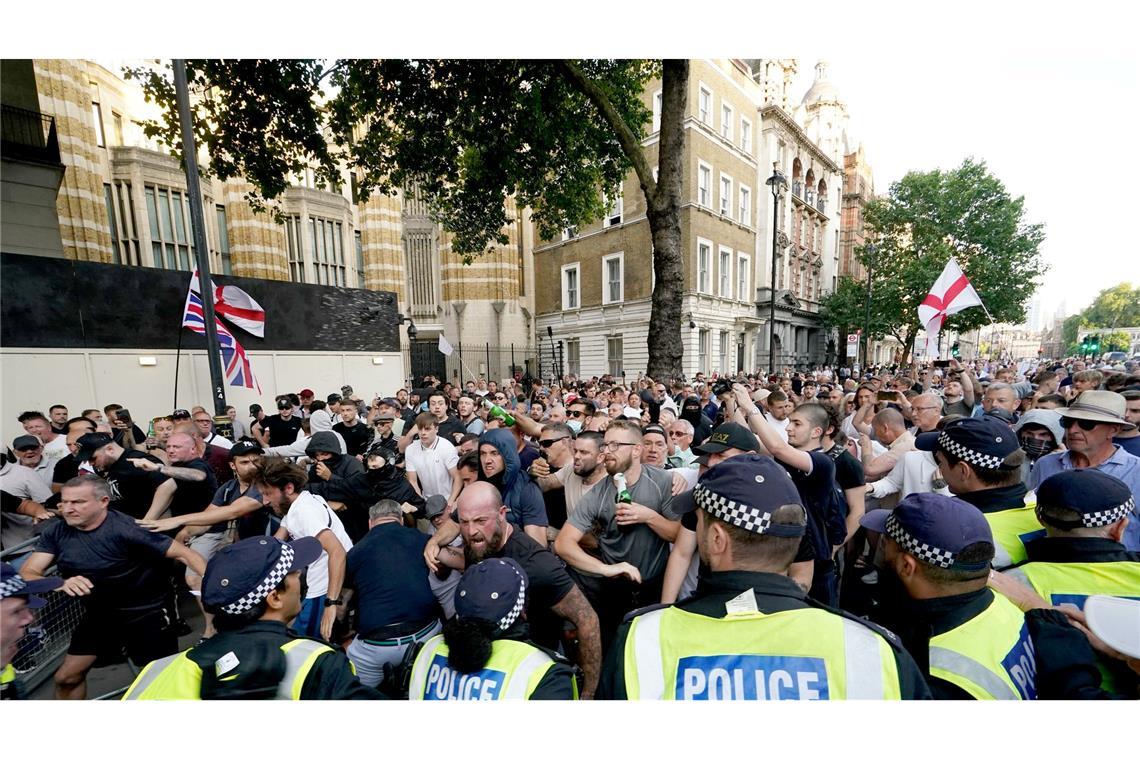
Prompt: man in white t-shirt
<box><xmin>764</xmin><ymin>390</ymin><xmax>792</xmax><ymax>444</ymax></box>
<box><xmin>404</xmin><ymin>413</ymin><xmax>462</xmax><ymax>507</ymax></box>
<box><xmin>258</xmin><ymin>458</ymin><xmax>353</xmax><ymax>641</ymax></box>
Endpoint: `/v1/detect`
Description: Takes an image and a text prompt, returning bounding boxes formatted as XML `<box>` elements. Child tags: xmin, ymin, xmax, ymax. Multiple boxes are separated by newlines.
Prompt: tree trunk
<box><xmin>645</xmin><ymin>60</ymin><xmax>688</xmax><ymax>379</ymax></box>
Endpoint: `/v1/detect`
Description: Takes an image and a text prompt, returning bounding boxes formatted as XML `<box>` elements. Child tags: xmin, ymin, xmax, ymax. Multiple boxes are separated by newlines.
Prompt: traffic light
<box><xmin>1090</xmin><ymin>335</ymin><xmax>1100</xmax><ymax>355</ymax></box>
<box><xmin>951</xmin><ymin>341</ymin><xmax>960</xmax><ymax>358</ymax></box>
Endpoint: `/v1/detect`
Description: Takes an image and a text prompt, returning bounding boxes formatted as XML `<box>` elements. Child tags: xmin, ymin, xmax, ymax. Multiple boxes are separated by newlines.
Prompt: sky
<box><xmin>17</xmin><ymin>0</ymin><xmax>1139</xmax><ymax>328</ymax></box>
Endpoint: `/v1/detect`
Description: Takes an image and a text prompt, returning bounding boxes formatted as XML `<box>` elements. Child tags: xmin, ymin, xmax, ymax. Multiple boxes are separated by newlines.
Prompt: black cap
<box><xmin>642</xmin><ymin>424</ymin><xmax>668</xmax><ymax>440</ymax></box>
<box><xmin>229</xmin><ymin>441</ymin><xmax>264</xmax><ymax>459</ymax></box>
<box><xmin>455</xmin><ymin>558</ymin><xmax>528</xmax><ymax>630</ymax></box>
<box><xmin>1036</xmin><ymin>470</ymin><xmax>1134</xmax><ymax>530</ymax></box>
<box><xmin>915</xmin><ymin>417</ymin><xmax>1019</xmax><ymax>470</ymax></box>
<box><xmin>693</xmin><ymin>422</ymin><xmax>759</xmax><ymax>455</ymax></box>
<box><xmin>74</xmin><ymin>432</ymin><xmax>114</xmax><ymax>462</ymax></box>
<box><xmin>861</xmin><ymin>493</ymin><xmax>994</xmax><ymax>570</ymax></box>
<box><xmin>304</xmin><ymin>431</ymin><xmax>341</xmax><ymax>456</ymax></box>
<box><xmin>172</xmin><ymin>409</ymin><xmax>191</xmax><ymax>420</ymax></box>
<box><xmin>203</xmin><ymin>537</ymin><xmax>322</xmax><ymax>613</ymax></box>
<box><xmin>673</xmin><ymin>453</ymin><xmax>805</xmax><ymax>537</ymax></box>
<box><xmin>424</xmin><ymin>494</ymin><xmax>448</xmax><ymax>520</ymax></box>
<box><xmin>1</xmin><ymin>562</ymin><xmax>62</xmax><ymax>609</ymax></box>
<box><xmin>12</xmin><ymin>435</ymin><xmax>41</xmax><ymax>451</ymax></box>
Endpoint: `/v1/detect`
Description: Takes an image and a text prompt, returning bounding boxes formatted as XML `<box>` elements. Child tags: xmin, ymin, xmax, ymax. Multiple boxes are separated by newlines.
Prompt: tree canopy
<box><xmin>1061</xmin><ymin>282</ymin><xmax>1140</xmax><ymax>355</ymax></box>
<box><xmin>821</xmin><ymin>158</ymin><xmax>1046</xmax><ymax>363</ymax></box>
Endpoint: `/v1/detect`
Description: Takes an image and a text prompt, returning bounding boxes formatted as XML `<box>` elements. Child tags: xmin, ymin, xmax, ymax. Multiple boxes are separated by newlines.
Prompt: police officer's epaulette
<box><xmin>800</xmin><ymin>596</ymin><xmax>903</xmax><ymax>648</ymax></box>
<box><xmin>621</xmin><ymin>601</ymin><xmax>674</xmax><ymax>624</ymax></box>
<box><xmin>532</xmin><ymin>642</ymin><xmax>573</xmax><ymax>665</ymax></box>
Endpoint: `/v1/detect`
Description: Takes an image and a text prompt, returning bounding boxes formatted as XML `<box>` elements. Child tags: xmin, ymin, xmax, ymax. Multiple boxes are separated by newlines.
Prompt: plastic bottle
<box><xmin>482</xmin><ymin>398</ymin><xmax>516</xmax><ymax>427</ymax></box>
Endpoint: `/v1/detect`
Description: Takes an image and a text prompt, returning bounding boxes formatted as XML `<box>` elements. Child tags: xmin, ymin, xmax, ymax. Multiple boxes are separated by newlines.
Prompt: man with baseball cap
<box><xmin>408</xmin><ymin>558</ymin><xmax>578</xmax><ymax>700</ymax></box>
<box><xmin>915</xmin><ymin>417</ymin><xmax>1040</xmax><ymax>569</ymax></box>
<box><xmin>1003</xmin><ymin>469</ymin><xmax>1140</xmax><ymax>695</ymax></box>
<box><xmin>600</xmin><ymin>454</ymin><xmax>929</xmax><ymax>700</ymax></box>
<box><xmin>1028</xmin><ymin>390</ymin><xmax>1140</xmax><ymax>552</ymax></box>
<box><xmin>73</xmin><ymin>431</ymin><xmax>174</xmax><ymax>520</ymax></box>
<box><xmin>861</xmin><ymin>494</ymin><xmax>1040</xmax><ymax>700</ymax></box>
<box><xmin>1</xmin><ymin>562</ymin><xmax>62</xmax><ymax>699</ymax></box>
<box><xmin>122</xmin><ymin>536</ymin><xmax>379</xmax><ymax>699</ymax></box>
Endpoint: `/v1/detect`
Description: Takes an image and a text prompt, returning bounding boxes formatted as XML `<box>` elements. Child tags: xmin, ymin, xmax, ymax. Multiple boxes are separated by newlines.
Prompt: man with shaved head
<box><xmin>858</xmin><ymin>407</ymin><xmax>916</xmax><ymax>481</ymax></box>
<box><xmin>430</xmin><ymin>481</ymin><xmax>603</xmax><ymax>698</ymax></box>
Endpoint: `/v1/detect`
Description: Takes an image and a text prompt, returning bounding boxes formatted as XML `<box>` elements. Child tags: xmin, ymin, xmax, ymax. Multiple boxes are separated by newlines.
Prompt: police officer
<box><xmin>598</xmin><ymin>454</ymin><xmax>930</xmax><ymax>700</ymax></box>
<box><xmin>408</xmin><ymin>558</ymin><xmax>578</xmax><ymax>700</ymax></box>
<box><xmin>1</xmin><ymin>562</ymin><xmax>62</xmax><ymax>700</ymax></box>
<box><xmin>861</xmin><ymin>494</ymin><xmax>1040</xmax><ymax>700</ymax></box>
<box><xmin>914</xmin><ymin>417</ymin><xmax>1040</xmax><ymax>569</ymax></box>
<box><xmin>1004</xmin><ymin>469</ymin><xmax>1140</xmax><ymax>695</ymax></box>
<box><xmin>122</xmin><ymin>536</ymin><xmax>380</xmax><ymax>699</ymax></box>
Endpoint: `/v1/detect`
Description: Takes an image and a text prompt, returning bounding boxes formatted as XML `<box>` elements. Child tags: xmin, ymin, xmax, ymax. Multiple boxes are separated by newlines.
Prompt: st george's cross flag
<box><xmin>917</xmin><ymin>258</ymin><xmax>983</xmax><ymax>352</ymax></box>
<box><xmin>188</xmin><ymin>270</ymin><xmax>266</xmax><ymax>338</ymax></box>
<box><xmin>182</xmin><ymin>271</ymin><xmax>261</xmax><ymax>392</ymax></box>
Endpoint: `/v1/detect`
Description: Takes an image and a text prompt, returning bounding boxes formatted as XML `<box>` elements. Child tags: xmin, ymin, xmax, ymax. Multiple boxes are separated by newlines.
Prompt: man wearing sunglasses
<box><xmin>1028</xmin><ymin>390</ymin><xmax>1140</xmax><ymax>552</ymax></box>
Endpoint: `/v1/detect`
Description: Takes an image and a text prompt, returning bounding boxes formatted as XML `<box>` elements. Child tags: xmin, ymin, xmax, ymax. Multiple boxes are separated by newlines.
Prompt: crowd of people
<box><xmin>2</xmin><ymin>356</ymin><xmax>1138</xmax><ymax>701</ymax></box>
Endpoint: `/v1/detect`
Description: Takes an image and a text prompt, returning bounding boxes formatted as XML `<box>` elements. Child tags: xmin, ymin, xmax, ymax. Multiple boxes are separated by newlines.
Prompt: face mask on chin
<box><xmin>567</xmin><ymin>420</ymin><xmax>582</xmax><ymax>434</ymax></box>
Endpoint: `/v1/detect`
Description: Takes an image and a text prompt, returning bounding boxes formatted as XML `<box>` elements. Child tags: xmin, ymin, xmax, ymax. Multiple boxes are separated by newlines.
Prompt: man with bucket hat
<box><xmin>915</xmin><ymin>417</ymin><xmax>1041</xmax><ymax>569</ymax></box>
<box><xmin>122</xmin><ymin>536</ymin><xmax>380</xmax><ymax>699</ymax></box>
<box><xmin>1028</xmin><ymin>390</ymin><xmax>1140</xmax><ymax>551</ymax></box>
<box><xmin>599</xmin><ymin>454</ymin><xmax>929</xmax><ymax>700</ymax></box>
<box><xmin>1</xmin><ymin>562</ymin><xmax>62</xmax><ymax>700</ymax></box>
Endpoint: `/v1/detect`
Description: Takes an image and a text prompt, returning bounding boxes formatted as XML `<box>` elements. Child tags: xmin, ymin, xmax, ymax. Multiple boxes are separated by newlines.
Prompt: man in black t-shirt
<box><xmin>20</xmin><ymin>474</ymin><xmax>205</xmax><ymax>699</ymax></box>
<box><xmin>257</xmin><ymin>397</ymin><xmax>304</xmax><ymax>448</ymax></box>
<box><xmin>428</xmin><ymin>391</ymin><xmax>468</xmax><ymax>445</ymax></box>
<box><xmin>433</xmin><ymin>481</ymin><xmax>602</xmax><ymax>699</ymax></box>
<box><xmin>49</xmin><ymin>418</ymin><xmax>98</xmax><ymax>502</ymax></box>
<box><xmin>75</xmin><ymin>433</ymin><xmax>172</xmax><ymax>520</ymax></box>
<box><xmin>333</xmin><ymin>403</ymin><xmax>374</xmax><ymax>458</ymax></box>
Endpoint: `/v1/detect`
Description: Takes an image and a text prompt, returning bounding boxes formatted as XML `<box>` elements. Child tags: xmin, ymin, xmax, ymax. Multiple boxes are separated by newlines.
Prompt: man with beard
<box><xmin>303</xmin><ymin>432</ymin><xmax>373</xmax><ymax>542</ymax></box>
<box><xmin>679</xmin><ymin>396</ymin><xmax>713</xmax><ymax>448</ymax></box>
<box><xmin>343</xmin><ymin>499</ymin><xmax>442</xmax><ymax>689</ymax></box>
<box><xmin>434</xmin><ymin>481</ymin><xmax>602</xmax><ymax>699</ymax></box>
<box><xmin>531</xmin><ymin>430</ymin><xmax>608</xmax><ymax>540</ymax></box>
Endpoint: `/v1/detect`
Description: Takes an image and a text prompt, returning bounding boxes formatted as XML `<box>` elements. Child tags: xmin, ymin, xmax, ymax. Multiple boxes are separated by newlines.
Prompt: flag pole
<box><xmin>173</xmin><ymin>327</ymin><xmax>184</xmax><ymax>410</ymax></box>
<box><xmin>174</xmin><ymin>59</ymin><xmax>227</xmax><ymax>419</ymax></box>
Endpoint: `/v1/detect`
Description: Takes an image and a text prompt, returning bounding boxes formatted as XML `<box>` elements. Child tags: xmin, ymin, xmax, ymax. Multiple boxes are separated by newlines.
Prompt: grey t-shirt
<box><xmin>567</xmin><ymin>464</ymin><xmax>679</xmax><ymax>580</ymax></box>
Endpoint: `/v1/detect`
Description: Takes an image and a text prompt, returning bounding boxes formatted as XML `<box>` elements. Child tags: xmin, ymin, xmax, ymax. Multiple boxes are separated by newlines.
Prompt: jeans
<box><xmin>291</xmin><ymin>595</ymin><xmax>326</xmax><ymax>638</ymax></box>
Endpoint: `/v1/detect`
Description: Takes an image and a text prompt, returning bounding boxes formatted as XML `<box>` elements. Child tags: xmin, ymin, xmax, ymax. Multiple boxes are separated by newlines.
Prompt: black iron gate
<box><xmin>408</xmin><ymin>340</ymin><xmax>447</xmax><ymax>385</ymax></box>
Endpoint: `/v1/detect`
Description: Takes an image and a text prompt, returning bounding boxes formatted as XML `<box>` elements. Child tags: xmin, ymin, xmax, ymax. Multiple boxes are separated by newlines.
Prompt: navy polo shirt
<box><xmin>345</xmin><ymin>522</ymin><xmax>438</xmax><ymax>634</ymax></box>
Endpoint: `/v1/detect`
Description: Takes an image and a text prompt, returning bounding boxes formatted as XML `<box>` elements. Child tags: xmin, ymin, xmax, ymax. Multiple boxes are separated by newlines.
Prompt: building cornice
<box><xmin>759</xmin><ymin>105</ymin><xmax>840</xmax><ymax>174</ymax></box>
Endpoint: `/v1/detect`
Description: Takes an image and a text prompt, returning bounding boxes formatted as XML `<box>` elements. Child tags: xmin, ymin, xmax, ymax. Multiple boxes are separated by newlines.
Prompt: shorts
<box><xmin>186</xmin><ymin>530</ymin><xmax>230</xmax><ymax>580</ymax></box>
<box><xmin>291</xmin><ymin>594</ymin><xmax>327</xmax><ymax>638</ymax></box>
<box><xmin>67</xmin><ymin>605</ymin><xmax>179</xmax><ymax>667</ymax></box>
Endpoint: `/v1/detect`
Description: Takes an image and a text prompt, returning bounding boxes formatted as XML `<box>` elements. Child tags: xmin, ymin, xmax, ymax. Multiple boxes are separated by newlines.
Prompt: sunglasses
<box><xmin>568</xmin><ymin>410</ymin><xmax>585</xmax><ymax>418</ymax></box>
<box><xmin>538</xmin><ymin>437</ymin><xmax>568</xmax><ymax>448</ymax></box>
<box><xmin>1062</xmin><ymin>417</ymin><xmax>1101</xmax><ymax>431</ymax></box>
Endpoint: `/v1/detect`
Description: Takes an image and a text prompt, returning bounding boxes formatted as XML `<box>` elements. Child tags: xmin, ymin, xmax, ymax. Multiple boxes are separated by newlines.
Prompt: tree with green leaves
<box><xmin>838</xmin><ymin>158</ymin><xmax>1046</xmax><ymax>364</ymax></box>
<box><xmin>1061</xmin><ymin>283</ymin><xmax>1139</xmax><ymax>356</ymax></box>
<box><xmin>125</xmin><ymin>59</ymin><xmax>692</xmax><ymax>378</ymax></box>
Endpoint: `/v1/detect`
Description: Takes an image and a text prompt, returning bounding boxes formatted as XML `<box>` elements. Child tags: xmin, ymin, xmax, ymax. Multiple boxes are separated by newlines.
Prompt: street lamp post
<box><xmin>862</xmin><ymin>242</ymin><xmax>877</xmax><ymax>372</ymax></box>
<box><xmin>766</xmin><ymin>164</ymin><xmax>787</xmax><ymax>376</ymax></box>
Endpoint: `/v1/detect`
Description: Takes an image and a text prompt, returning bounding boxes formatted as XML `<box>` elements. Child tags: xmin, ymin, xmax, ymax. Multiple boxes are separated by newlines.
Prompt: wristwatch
<box><xmin>323</xmin><ymin>597</ymin><xmax>343</xmax><ymax>607</ymax></box>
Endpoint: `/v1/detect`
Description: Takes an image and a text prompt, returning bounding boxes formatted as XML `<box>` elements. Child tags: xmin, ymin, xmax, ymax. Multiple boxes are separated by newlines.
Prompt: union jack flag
<box><xmin>182</xmin><ymin>271</ymin><xmax>261</xmax><ymax>392</ymax></box>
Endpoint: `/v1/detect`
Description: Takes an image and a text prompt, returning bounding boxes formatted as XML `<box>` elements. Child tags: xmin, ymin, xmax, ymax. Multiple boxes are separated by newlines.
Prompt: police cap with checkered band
<box><xmin>455</xmin><ymin>558</ymin><xmax>528</xmax><ymax>631</ymax></box>
<box><xmin>203</xmin><ymin>536</ymin><xmax>323</xmax><ymax>614</ymax></box>
<box><xmin>673</xmin><ymin>453</ymin><xmax>806</xmax><ymax>537</ymax></box>
<box><xmin>915</xmin><ymin>416</ymin><xmax>1020</xmax><ymax>471</ymax></box>
<box><xmin>860</xmin><ymin>493</ymin><xmax>994</xmax><ymax>571</ymax></box>
<box><xmin>1035</xmin><ymin>469</ymin><xmax>1135</xmax><ymax>530</ymax></box>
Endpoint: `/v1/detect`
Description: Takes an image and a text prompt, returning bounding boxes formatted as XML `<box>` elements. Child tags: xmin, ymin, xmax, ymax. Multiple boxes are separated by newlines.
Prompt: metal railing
<box><xmin>402</xmin><ymin>341</ymin><xmax>542</xmax><ymax>389</ymax></box>
<box><xmin>1</xmin><ymin>537</ymin><xmax>83</xmax><ymax>694</ymax></box>
<box><xmin>1</xmin><ymin>104</ymin><xmax>61</xmax><ymax>165</ymax></box>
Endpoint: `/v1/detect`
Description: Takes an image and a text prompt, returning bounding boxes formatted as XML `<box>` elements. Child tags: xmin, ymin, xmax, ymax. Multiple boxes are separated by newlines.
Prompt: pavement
<box><xmin>27</xmin><ymin>594</ymin><xmax>207</xmax><ymax>700</ymax></box>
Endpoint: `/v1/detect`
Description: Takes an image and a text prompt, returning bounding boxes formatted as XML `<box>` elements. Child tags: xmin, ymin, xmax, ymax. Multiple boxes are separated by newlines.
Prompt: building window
<box><xmin>216</xmin><ymin>205</ymin><xmax>232</xmax><ymax>276</ymax></box>
<box><xmin>607</xmin><ymin>337</ymin><xmax>624</xmax><ymax>377</ymax></box>
<box><xmin>310</xmin><ymin>217</ymin><xmax>346</xmax><ymax>286</ymax></box>
<box><xmin>739</xmin><ymin>185</ymin><xmax>751</xmax><ymax>227</ymax></box>
<box><xmin>562</xmin><ymin>263</ymin><xmax>580</xmax><ymax>310</ymax></box>
<box><xmin>720</xmin><ymin>173</ymin><xmax>733</xmax><ymax>217</ymax></box>
<box><xmin>105</xmin><ymin>180</ymin><xmax>139</xmax><ymax>266</ymax></box>
<box><xmin>567</xmin><ymin>339</ymin><xmax>581</xmax><ymax>377</ymax></box>
<box><xmin>719</xmin><ymin>331</ymin><xmax>729</xmax><ymax>373</ymax></box>
<box><xmin>698</xmin><ymin>163</ymin><xmax>711</xmax><ymax>207</ymax></box>
<box><xmin>284</xmin><ymin>214</ymin><xmax>305</xmax><ymax>283</ymax></box>
<box><xmin>603</xmin><ymin>189</ymin><xmax>623</xmax><ymax>227</ymax></box>
<box><xmin>652</xmin><ymin>90</ymin><xmax>662</xmax><ymax>133</ymax></box>
<box><xmin>697</xmin><ymin>240</ymin><xmax>711</xmax><ymax>294</ymax></box>
<box><xmin>355</xmin><ymin>230</ymin><xmax>364</xmax><ymax>286</ymax></box>
<box><xmin>103</xmin><ymin>185</ymin><xmax>120</xmax><ymax>265</ymax></box>
<box><xmin>111</xmin><ymin>111</ymin><xmax>124</xmax><ymax>146</ymax></box>
<box><xmin>719</xmin><ymin>246</ymin><xmax>732</xmax><ymax>298</ymax></box>
<box><xmin>721</xmin><ymin>102</ymin><xmax>733</xmax><ymax>141</ymax></box>
<box><xmin>698</xmin><ymin>329</ymin><xmax>709</xmax><ymax>374</ymax></box>
<box><xmin>91</xmin><ymin>100</ymin><xmax>105</xmax><ymax>147</ymax></box>
<box><xmin>145</xmin><ymin>186</ymin><xmax>193</xmax><ymax>270</ymax></box>
<box><xmin>741</xmin><ymin>117</ymin><xmax>752</xmax><ymax>154</ymax></box>
<box><xmin>738</xmin><ymin>254</ymin><xmax>750</xmax><ymax>301</ymax></box>
<box><xmin>602</xmin><ymin>252</ymin><xmax>624</xmax><ymax>304</ymax></box>
<box><xmin>698</xmin><ymin>85</ymin><xmax>712</xmax><ymax>125</ymax></box>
